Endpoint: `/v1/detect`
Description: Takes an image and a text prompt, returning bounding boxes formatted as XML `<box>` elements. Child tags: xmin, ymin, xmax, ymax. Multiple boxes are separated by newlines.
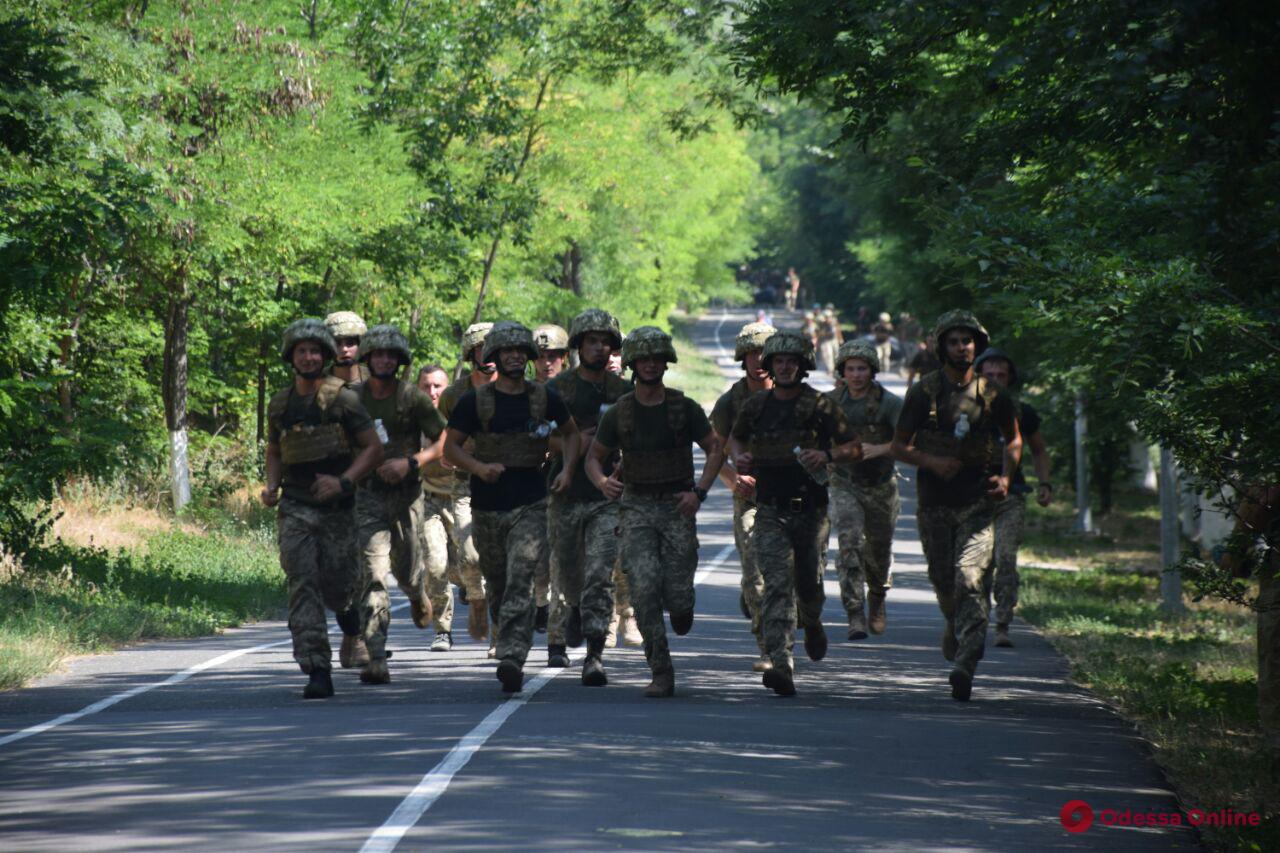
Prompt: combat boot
<box><xmin>302</xmin><ymin>668</ymin><xmax>334</xmax><ymax>699</ymax></box>
<box><xmin>621</xmin><ymin>610</ymin><xmax>643</xmax><ymax>647</ymax></box>
<box><xmin>739</xmin><ymin>592</ymin><xmax>752</xmax><ymax>621</ymax></box>
<box><xmin>762</xmin><ymin>667</ymin><xmax>796</xmax><ymax>697</ymax></box>
<box><xmin>340</xmin><ymin>634</ymin><xmax>370</xmax><ymax>669</ymax></box>
<box><xmin>949</xmin><ymin>668</ymin><xmax>972</xmax><ymax>702</ymax></box>
<box><xmin>942</xmin><ymin>621</ymin><xmax>958</xmax><ymax>662</ymax></box>
<box><xmin>867</xmin><ymin>591</ymin><xmax>887</xmax><ymax>635</ymax></box>
<box><xmin>535</xmin><ymin>603</ymin><xmax>549</xmax><ymax>633</ymax></box>
<box><xmin>670</xmin><ymin>610</ymin><xmax>693</xmax><ymax>636</ymax></box>
<box><xmin>994</xmin><ymin>623</ymin><xmax>1014</xmax><ymax>648</ymax></box>
<box><xmin>752</xmin><ymin>654</ymin><xmax>773</xmax><ymax>673</ymax></box>
<box><xmin>644</xmin><ymin>668</ymin><xmax>675</xmax><ymax>698</ymax></box>
<box><xmin>360</xmin><ymin>658</ymin><xmax>391</xmax><ymax>684</ymax></box>
<box><xmin>847</xmin><ymin>607</ymin><xmax>869</xmax><ymax>641</ymax></box>
<box><xmin>410</xmin><ymin>592</ymin><xmax>433</xmax><ymax>630</ymax></box>
<box><xmin>581</xmin><ymin>637</ymin><xmax>607</xmax><ymax>687</ymax></box>
<box><xmin>803</xmin><ymin>622</ymin><xmax>828</xmax><ymax>661</ymax></box>
<box><xmin>547</xmin><ymin>644</ymin><xmax>569</xmax><ymax>667</ymax></box>
<box><xmin>496</xmin><ymin>659</ymin><xmax>524</xmax><ymax>693</ymax></box>
<box><xmin>430</xmin><ymin>630</ymin><xmax>453</xmax><ymax>652</ymax></box>
<box><xmin>468</xmin><ymin>597</ymin><xmax>488</xmax><ymax>641</ymax></box>
<box><xmin>565</xmin><ymin>606</ymin><xmax>584</xmax><ymax>648</ymax></box>
<box><xmin>606</xmin><ymin>609</ymin><xmax>620</xmax><ymax>647</ymax></box>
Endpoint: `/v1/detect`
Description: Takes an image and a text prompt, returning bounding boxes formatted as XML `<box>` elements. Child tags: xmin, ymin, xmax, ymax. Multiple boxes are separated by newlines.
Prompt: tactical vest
<box><xmin>471</xmin><ymin>381</ymin><xmax>550</xmax><ymax>468</ymax></box>
<box><xmin>269</xmin><ymin>377</ymin><xmax>352</xmax><ymax>466</ymax></box>
<box><xmin>554</xmin><ymin>370</ymin><xmax>629</xmax><ymax>429</ymax></box>
<box><xmin>911</xmin><ymin>370</ymin><xmax>999</xmax><ymax>466</ymax></box>
<box><xmin>615</xmin><ymin>390</ymin><xmax>695</xmax><ymax>488</ymax></box>
<box><xmin>360</xmin><ymin>380</ymin><xmax>423</xmax><ymax>461</ymax></box>
<box><xmin>828</xmin><ymin>382</ymin><xmax>893</xmax><ymax>485</ymax></box>
<box><xmin>740</xmin><ymin>386</ymin><xmax>824</xmax><ymax>468</ymax></box>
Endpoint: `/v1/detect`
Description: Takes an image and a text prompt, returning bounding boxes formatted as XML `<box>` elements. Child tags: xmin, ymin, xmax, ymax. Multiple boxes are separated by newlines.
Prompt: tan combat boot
<box><xmin>340</xmin><ymin>634</ymin><xmax>370</xmax><ymax>669</ymax></box>
<box><xmin>867</xmin><ymin>591</ymin><xmax>887</xmax><ymax>635</ymax></box>
<box><xmin>752</xmin><ymin>654</ymin><xmax>773</xmax><ymax>673</ymax></box>
<box><xmin>468</xmin><ymin>596</ymin><xmax>489</xmax><ymax>641</ymax></box>
<box><xmin>620</xmin><ymin>609</ymin><xmax>643</xmax><ymax>647</ymax></box>
<box><xmin>360</xmin><ymin>658</ymin><xmax>391</xmax><ymax>684</ymax></box>
<box><xmin>410</xmin><ymin>591</ymin><xmax>434</xmax><ymax>630</ymax></box>
<box><xmin>606</xmin><ymin>609</ymin><xmax>620</xmax><ymax>648</ymax></box>
<box><xmin>644</xmin><ymin>668</ymin><xmax>675</xmax><ymax>698</ymax></box>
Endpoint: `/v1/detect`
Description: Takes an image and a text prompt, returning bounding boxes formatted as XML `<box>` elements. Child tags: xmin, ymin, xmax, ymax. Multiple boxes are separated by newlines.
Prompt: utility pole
<box><xmin>1159</xmin><ymin>446</ymin><xmax>1186</xmax><ymax>613</ymax></box>
<box><xmin>1073</xmin><ymin>394</ymin><xmax>1093</xmax><ymax>534</ymax></box>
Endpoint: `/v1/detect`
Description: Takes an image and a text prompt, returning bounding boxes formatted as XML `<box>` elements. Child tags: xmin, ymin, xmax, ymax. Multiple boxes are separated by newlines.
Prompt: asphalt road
<box><xmin>0</xmin><ymin>307</ymin><xmax>1198</xmax><ymax>850</ymax></box>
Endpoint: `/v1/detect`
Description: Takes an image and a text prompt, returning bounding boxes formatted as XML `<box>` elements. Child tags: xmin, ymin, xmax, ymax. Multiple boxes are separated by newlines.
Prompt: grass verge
<box><xmin>668</xmin><ymin>314</ymin><xmax>731</xmax><ymax>405</ymax></box>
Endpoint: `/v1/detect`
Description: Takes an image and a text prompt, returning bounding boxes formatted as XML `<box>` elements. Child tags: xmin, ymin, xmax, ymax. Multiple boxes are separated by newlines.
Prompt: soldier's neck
<box><xmin>367</xmin><ymin>375</ymin><xmax>397</xmax><ymax>399</ymax></box>
<box><xmin>772</xmin><ymin>382</ymin><xmax>803</xmax><ymax>401</ymax></box>
<box><xmin>577</xmin><ymin>364</ymin><xmax>607</xmax><ymax>385</ymax></box>
<box><xmin>943</xmin><ymin>362</ymin><xmax>974</xmax><ymax>386</ymax></box>
<box><xmin>293</xmin><ymin>374</ymin><xmax>323</xmax><ymax>396</ymax></box>
<box><xmin>845</xmin><ymin>381</ymin><xmax>872</xmax><ymax>399</ymax></box>
<box><xmin>634</xmin><ymin>382</ymin><xmax>666</xmax><ymax>406</ymax></box>
<box><xmin>744</xmin><ymin>374</ymin><xmax>772</xmax><ymax>393</ymax></box>
<box><xmin>331</xmin><ymin>363</ymin><xmax>360</xmax><ymax>383</ymax></box>
<box><xmin>494</xmin><ymin>373</ymin><xmax>526</xmax><ymax>394</ymax></box>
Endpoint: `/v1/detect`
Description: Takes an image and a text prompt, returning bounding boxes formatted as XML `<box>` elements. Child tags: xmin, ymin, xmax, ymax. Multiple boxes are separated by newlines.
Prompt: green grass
<box><xmin>1020</xmin><ymin>566</ymin><xmax>1271</xmax><ymax>851</ymax></box>
<box><xmin>667</xmin><ymin>315</ymin><xmax>731</xmax><ymax>405</ymax></box>
<box><xmin>0</xmin><ymin>529</ymin><xmax>284</xmax><ymax>690</ymax></box>
<box><xmin>1021</xmin><ymin>486</ymin><xmax>1165</xmax><ymax>574</ymax></box>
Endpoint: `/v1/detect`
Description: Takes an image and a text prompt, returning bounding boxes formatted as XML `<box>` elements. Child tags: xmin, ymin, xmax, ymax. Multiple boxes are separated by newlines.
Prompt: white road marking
<box><xmin>714</xmin><ymin>306</ymin><xmax>730</xmax><ymax>358</ymax></box>
<box><xmin>0</xmin><ymin>602</ymin><xmax>410</xmax><ymax>750</ymax></box>
<box><xmin>361</xmin><ymin>543</ymin><xmax>737</xmax><ymax>853</ymax></box>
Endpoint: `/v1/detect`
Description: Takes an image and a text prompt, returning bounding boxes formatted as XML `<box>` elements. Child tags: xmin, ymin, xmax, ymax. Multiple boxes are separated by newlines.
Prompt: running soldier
<box><xmin>261</xmin><ymin>319</ymin><xmax>383</xmax><ymax>698</ymax></box>
<box><xmin>445</xmin><ymin>322</ymin><xmax>581</xmax><ymax>693</ymax></box>
<box><xmin>711</xmin><ymin>321</ymin><xmax>776</xmax><ymax>672</ymax></box>
<box><xmin>354</xmin><ymin>326</ymin><xmax>447</xmax><ymax>683</ymax></box>
<box><xmin>891</xmin><ymin>310</ymin><xmax>1021</xmax><ymax>701</ymax></box>
<box><xmin>826</xmin><ymin>340</ymin><xmax>902</xmax><ymax>639</ymax></box>
<box><xmin>974</xmin><ymin>347</ymin><xmax>1053</xmax><ymax>647</ymax></box>
<box><xmin>415</xmin><ymin>364</ymin><xmax>463</xmax><ymax>652</ymax></box>
<box><xmin>587</xmin><ymin>327</ymin><xmax>724</xmax><ymax>698</ymax></box>
<box><xmin>730</xmin><ymin>332</ymin><xmax>861</xmax><ymax>696</ymax></box>
<box><xmin>545</xmin><ymin>309</ymin><xmax>631</xmax><ymax>683</ymax></box>
<box><xmin>816</xmin><ymin>307</ymin><xmax>843</xmax><ymax>375</ymax></box>
<box><xmin>531</xmin><ymin>323</ymin><xmax>570</xmax><ymax>633</ymax></box>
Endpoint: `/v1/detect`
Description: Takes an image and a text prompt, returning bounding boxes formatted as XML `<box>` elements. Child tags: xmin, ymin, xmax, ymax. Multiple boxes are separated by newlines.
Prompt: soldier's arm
<box><xmin>1026</xmin><ymin>428</ymin><xmax>1052</xmax><ymax>504</ymax></box>
<box><xmin>890</xmin><ymin>428</ymin><xmax>954</xmax><ymax>478</ymax></box>
<box><xmin>552</xmin><ymin>417</ymin><xmax>581</xmax><ymax>493</ymax></box>
<box><xmin>585</xmin><ymin>438</ymin><xmax>623</xmax><ymax>500</ymax></box>
<box><xmin>416</xmin><ymin>430</ymin><xmax>445</xmax><ymax>468</ymax></box>
<box><xmin>714</xmin><ymin>431</ymin><xmax>739</xmax><ymax>490</ymax></box>
<box><xmin>444</xmin><ymin>426</ymin><xmax>493</xmax><ymax>478</ymax></box>
<box><xmin>262</xmin><ymin>442</ymin><xmax>283</xmax><ymax>507</ymax></box>
<box><xmin>695</xmin><ymin>430</ymin><xmax>725</xmax><ymax>493</ymax></box>
<box><xmin>344</xmin><ymin>427</ymin><xmax>383</xmax><ymax>485</ymax></box>
<box><xmin>987</xmin><ymin>413</ymin><xmax>1022</xmax><ymax>500</ymax></box>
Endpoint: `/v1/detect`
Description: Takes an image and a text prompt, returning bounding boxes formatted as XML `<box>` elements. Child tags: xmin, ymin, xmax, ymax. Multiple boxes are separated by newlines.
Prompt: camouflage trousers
<box><xmin>917</xmin><ymin>499</ymin><xmax>996</xmax><ymax>677</ymax></box>
<box><xmin>472</xmin><ymin>499</ymin><xmax>548</xmax><ymax>667</ymax></box>
<box><xmin>447</xmin><ymin>493</ymin><xmax>486</xmax><ymax>601</ymax></box>
<box><xmin>418</xmin><ymin>490</ymin><xmax>464</xmax><ymax>633</ymax></box>
<box><xmin>753</xmin><ymin>502</ymin><xmax>829</xmax><ymax>674</ymax></box>
<box><xmin>356</xmin><ymin>486</ymin><xmax>425</xmax><ymax>661</ymax></box>
<box><xmin>547</xmin><ymin>495</ymin><xmax>620</xmax><ymax>644</ymax></box>
<box><xmin>734</xmin><ymin>496</ymin><xmax>767</xmax><ymax>653</ymax></box>
<box><xmin>277</xmin><ymin>497</ymin><xmax>361</xmax><ymax>673</ymax></box>
<box><xmin>614</xmin><ymin>562</ymin><xmax>631</xmax><ymax>616</ymax></box>
<box><xmin>619</xmin><ymin>491</ymin><xmax>698</xmax><ymax>675</ymax></box>
<box><xmin>829</xmin><ymin>476</ymin><xmax>898</xmax><ymax>619</ymax></box>
<box><xmin>1259</xmin><ymin>567</ymin><xmax>1280</xmax><ymax>762</ymax></box>
<box><xmin>989</xmin><ymin>493</ymin><xmax>1026</xmax><ymax>626</ymax></box>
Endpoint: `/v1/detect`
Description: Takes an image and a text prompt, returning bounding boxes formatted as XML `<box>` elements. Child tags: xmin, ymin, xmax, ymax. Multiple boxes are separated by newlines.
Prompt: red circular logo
<box><xmin>1060</xmin><ymin>800</ymin><xmax>1094</xmax><ymax>833</ymax></box>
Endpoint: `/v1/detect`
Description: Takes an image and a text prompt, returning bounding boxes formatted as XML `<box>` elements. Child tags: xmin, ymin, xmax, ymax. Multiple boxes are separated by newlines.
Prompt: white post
<box><xmin>169</xmin><ymin>427</ymin><xmax>192</xmax><ymax>514</ymax></box>
<box><xmin>1159</xmin><ymin>446</ymin><xmax>1185</xmax><ymax>613</ymax></box>
<box><xmin>1073</xmin><ymin>394</ymin><xmax>1093</xmax><ymax>534</ymax></box>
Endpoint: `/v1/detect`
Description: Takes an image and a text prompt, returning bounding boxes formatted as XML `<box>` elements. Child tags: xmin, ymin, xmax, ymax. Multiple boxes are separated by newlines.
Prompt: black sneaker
<box><xmin>302</xmin><ymin>668</ymin><xmax>334</xmax><ymax>699</ymax></box>
<box><xmin>535</xmin><ymin>604</ymin><xmax>549</xmax><ymax>633</ymax></box>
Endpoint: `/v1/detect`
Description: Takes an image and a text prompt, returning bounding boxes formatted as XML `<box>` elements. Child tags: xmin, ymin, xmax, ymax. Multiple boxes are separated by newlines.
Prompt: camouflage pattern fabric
<box><xmin>448</xmin><ymin>493</ymin><xmax>486</xmax><ymax>601</ymax></box>
<box><xmin>619</xmin><ymin>492</ymin><xmax>698</xmax><ymax>674</ymax></box>
<box><xmin>753</xmin><ymin>504</ymin><xmax>829</xmax><ymax>674</ymax></box>
<box><xmin>419</xmin><ymin>491</ymin><xmax>458</xmax><ymax>633</ymax></box>
<box><xmin>535</xmin><ymin>535</ymin><xmax>550</xmax><ymax>610</ymax></box>
<box><xmin>613</xmin><ymin>561</ymin><xmax>631</xmax><ymax>616</ymax></box>
<box><xmin>990</xmin><ymin>493</ymin><xmax>1026</xmax><ymax>625</ymax></box>
<box><xmin>356</xmin><ymin>486</ymin><xmax>425</xmax><ymax>660</ymax></box>
<box><xmin>277</xmin><ymin>497</ymin><xmax>361</xmax><ymax>672</ymax></box>
<box><xmin>472</xmin><ymin>499</ymin><xmax>549</xmax><ymax>666</ymax></box>
<box><xmin>734</xmin><ymin>496</ymin><xmax>767</xmax><ymax>653</ymax></box>
<box><xmin>828</xmin><ymin>477</ymin><xmax>899</xmax><ymax>619</ymax></box>
<box><xmin>547</xmin><ymin>495</ymin><xmax>620</xmax><ymax>643</ymax></box>
<box><xmin>917</xmin><ymin>500</ymin><xmax>996</xmax><ymax>677</ymax></box>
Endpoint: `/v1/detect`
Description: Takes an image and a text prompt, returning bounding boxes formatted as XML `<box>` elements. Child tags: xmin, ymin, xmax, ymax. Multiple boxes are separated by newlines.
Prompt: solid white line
<box><xmin>0</xmin><ymin>602</ymin><xmax>410</xmax><ymax>750</ymax></box>
<box><xmin>361</xmin><ymin>542</ymin><xmax>738</xmax><ymax>853</ymax></box>
<box><xmin>714</xmin><ymin>306</ymin><xmax>730</xmax><ymax>358</ymax></box>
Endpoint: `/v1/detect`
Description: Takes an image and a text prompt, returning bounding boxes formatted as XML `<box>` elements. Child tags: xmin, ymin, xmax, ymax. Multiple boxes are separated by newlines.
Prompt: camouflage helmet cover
<box><xmin>973</xmin><ymin>346</ymin><xmax>1019</xmax><ymax>388</ymax></box>
<box><xmin>533</xmin><ymin>323</ymin><xmax>570</xmax><ymax>353</ymax></box>
<box><xmin>761</xmin><ymin>330</ymin><xmax>816</xmax><ymax>372</ymax></box>
<box><xmin>621</xmin><ymin>325</ymin><xmax>678</xmax><ymax>370</ymax></box>
<box><xmin>281</xmin><ymin>318</ymin><xmax>337</xmax><ymax>363</ymax></box>
<box><xmin>324</xmin><ymin>311</ymin><xmax>367</xmax><ymax>340</ymax></box>
<box><xmin>461</xmin><ymin>322</ymin><xmax>494</xmax><ymax>356</ymax></box>
<box><xmin>568</xmin><ymin>308</ymin><xmax>623</xmax><ymax>350</ymax></box>
<box><xmin>932</xmin><ymin>309</ymin><xmax>990</xmax><ymax>359</ymax></box>
<box><xmin>358</xmin><ymin>324</ymin><xmax>412</xmax><ymax>366</ymax></box>
<box><xmin>481</xmin><ymin>321</ymin><xmax>539</xmax><ymax>364</ymax></box>
<box><xmin>834</xmin><ymin>340</ymin><xmax>880</xmax><ymax>376</ymax></box>
<box><xmin>733</xmin><ymin>322</ymin><xmax>777</xmax><ymax>361</ymax></box>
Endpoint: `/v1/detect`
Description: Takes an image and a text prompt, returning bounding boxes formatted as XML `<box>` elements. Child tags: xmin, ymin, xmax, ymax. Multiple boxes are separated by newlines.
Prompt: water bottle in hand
<box><xmin>794</xmin><ymin>445</ymin><xmax>829</xmax><ymax>485</ymax></box>
<box><xmin>953</xmin><ymin>412</ymin><xmax>970</xmax><ymax>440</ymax></box>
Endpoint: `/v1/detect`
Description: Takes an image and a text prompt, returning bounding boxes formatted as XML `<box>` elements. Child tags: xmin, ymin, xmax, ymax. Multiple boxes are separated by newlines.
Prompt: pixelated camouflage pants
<box><xmin>753</xmin><ymin>502</ymin><xmax>829</xmax><ymax>673</ymax></box>
<box><xmin>357</xmin><ymin>486</ymin><xmax>425</xmax><ymax>661</ymax></box>
<box><xmin>1259</xmin><ymin>567</ymin><xmax>1280</xmax><ymax>758</ymax></box>
<box><xmin>734</xmin><ymin>496</ymin><xmax>767</xmax><ymax>653</ymax></box>
<box><xmin>619</xmin><ymin>492</ymin><xmax>698</xmax><ymax>674</ymax></box>
<box><xmin>547</xmin><ymin>495</ymin><xmax>620</xmax><ymax>644</ymax></box>
<box><xmin>448</xmin><ymin>493</ymin><xmax>486</xmax><ymax>601</ymax></box>
<box><xmin>917</xmin><ymin>499</ymin><xmax>996</xmax><ymax>677</ymax></box>
<box><xmin>418</xmin><ymin>490</ymin><xmax>461</xmax><ymax>633</ymax></box>
<box><xmin>472</xmin><ymin>499</ymin><xmax>548</xmax><ymax>667</ymax></box>
<box><xmin>613</xmin><ymin>562</ymin><xmax>631</xmax><ymax>616</ymax></box>
<box><xmin>989</xmin><ymin>493</ymin><xmax>1026</xmax><ymax>625</ymax></box>
<box><xmin>829</xmin><ymin>477</ymin><xmax>898</xmax><ymax>619</ymax></box>
<box><xmin>277</xmin><ymin>498</ymin><xmax>361</xmax><ymax>673</ymax></box>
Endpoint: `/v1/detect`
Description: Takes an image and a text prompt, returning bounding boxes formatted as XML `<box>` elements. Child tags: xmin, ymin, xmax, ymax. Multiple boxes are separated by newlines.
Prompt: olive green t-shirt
<box><xmin>360</xmin><ymin>381</ymin><xmax>446</xmax><ymax>493</ymax></box>
<box><xmin>547</xmin><ymin>370</ymin><xmax>634</xmax><ymax>502</ymax></box>
<box><xmin>829</xmin><ymin>383</ymin><xmax>903</xmax><ymax>486</ymax></box>
<box><xmin>711</xmin><ymin>378</ymin><xmax>754</xmax><ymax>438</ymax></box>
<box><xmin>595</xmin><ymin>392</ymin><xmax>712</xmax><ymax>491</ymax></box>
<box><xmin>268</xmin><ymin>385</ymin><xmax>373</xmax><ymax>507</ymax></box>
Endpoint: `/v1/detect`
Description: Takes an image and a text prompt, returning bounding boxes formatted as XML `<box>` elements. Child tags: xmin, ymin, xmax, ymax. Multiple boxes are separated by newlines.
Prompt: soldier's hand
<box><xmin>930</xmin><ymin>457</ymin><xmax>963</xmax><ymax>481</ymax></box>
<box><xmin>311</xmin><ymin>474</ymin><xmax>344</xmax><ymax>502</ymax></box>
<box><xmin>798</xmin><ymin>448</ymin><xmax>828</xmax><ymax>471</ymax></box>
<box><xmin>260</xmin><ymin>486</ymin><xmax>280</xmax><ymax>507</ymax></box>
<box><xmin>734</xmin><ymin>474</ymin><xmax>757</xmax><ymax>500</ymax></box>
<box><xmin>734</xmin><ymin>452</ymin><xmax>753</xmax><ymax>475</ymax></box>
<box><xmin>476</xmin><ymin>462</ymin><xmax>505</xmax><ymax>484</ymax></box>
<box><xmin>377</xmin><ymin>458</ymin><xmax>410</xmax><ymax>485</ymax></box>
<box><xmin>675</xmin><ymin>491</ymin><xmax>700</xmax><ymax>518</ymax></box>
<box><xmin>986</xmin><ymin>474</ymin><xmax>1010</xmax><ymax>501</ymax></box>
<box><xmin>599</xmin><ymin>473</ymin><xmax>624</xmax><ymax>501</ymax></box>
<box><xmin>550</xmin><ymin>470</ymin><xmax>572</xmax><ymax>494</ymax></box>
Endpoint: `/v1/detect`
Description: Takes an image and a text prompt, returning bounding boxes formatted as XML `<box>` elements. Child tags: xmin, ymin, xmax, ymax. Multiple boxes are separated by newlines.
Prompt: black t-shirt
<box><xmin>448</xmin><ymin>385</ymin><xmax>571</xmax><ymax>512</ymax></box>
<box><xmin>731</xmin><ymin>390</ymin><xmax>854</xmax><ymax>507</ymax></box>
<box><xmin>988</xmin><ymin>400</ymin><xmax>1041</xmax><ymax>494</ymax></box>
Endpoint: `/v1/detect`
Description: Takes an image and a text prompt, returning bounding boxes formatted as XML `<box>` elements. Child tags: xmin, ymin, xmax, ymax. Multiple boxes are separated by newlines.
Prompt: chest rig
<box><xmin>740</xmin><ymin>385</ymin><xmax>823</xmax><ymax>467</ymax></box>
<box><xmin>615</xmin><ymin>390</ymin><xmax>695</xmax><ymax>488</ymax></box>
<box><xmin>471</xmin><ymin>381</ymin><xmax>550</xmax><ymax>468</ymax></box>
<box><xmin>553</xmin><ymin>370</ymin><xmax>629</xmax><ymax>429</ymax></box>
<box><xmin>270</xmin><ymin>376</ymin><xmax>352</xmax><ymax>466</ymax></box>
<box><xmin>360</xmin><ymin>380</ymin><xmax>423</xmax><ymax>461</ymax></box>
<box><xmin>911</xmin><ymin>371</ymin><xmax>999</xmax><ymax>466</ymax></box>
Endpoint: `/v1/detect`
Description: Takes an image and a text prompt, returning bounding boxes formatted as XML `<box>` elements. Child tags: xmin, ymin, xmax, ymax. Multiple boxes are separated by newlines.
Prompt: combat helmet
<box><xmin>568</xmin><ymin>308</ymin><xmax>623</xmax><ymax>350</ymax></box>
<box><xmin>834</xmin><ymin>340</ymin><xmax>880</xmax><ymax>377</ymax></box>
<box><xmin>621</xmin><ymin>326</ymin><xmax>678</xmax><ymax>370</ymax></box>
<box><xmin>533</xmin><ymin>324</ymin><xmax>570</xmax><ymax>353</ymax></box>
<box><xmin>761</xmin><ymin>330</ymin><xmax>816</xmax><ymax>372</ymax></box>
<box><xmin>324</xmin><ymin>311</ymin><xmax>367</xmax><ymax>340</ymax></box>
<box><xmin>931</xmin><ymin>309</ymin><xmax>990</xmax><ymax>359</ymax></box>
<box><xmin>461</xmin><ymin>322</ymin><xmax>494</xmax><ymax>357</ymax></box>
<box><xmin>974</xmin><ymin>346</ymin><xmax>1019</xmax><ymax>388</ymax></box>
<box><xmin>734</xmin><ymin>322</ymin><xmax>777</xmax><ymax>361</ymax></box>
<box><xmin>481</xmin><ymin>321</ymin><xmax>539</xmax><ymax>364</ymax></box>
<box><xmin>358</xmin><ymin>324</ymin><xmax>412</xmax><ymax>367</ymax></box>
<box><xmin>281</xmin><ymin>318</ymin><xmax>337</xmax><ymax>363</ymax></box>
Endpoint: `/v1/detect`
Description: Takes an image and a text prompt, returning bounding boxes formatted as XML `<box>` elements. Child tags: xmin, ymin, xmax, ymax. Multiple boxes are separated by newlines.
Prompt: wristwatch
<box><xmin>339</xmin><ymin>476</ymin><xmax>354</xmax><ymax>494</ymax></box>
<box><xmin>406</xmin><ymin>456</ymin><xmax>420</xmax><ymax>475</ymax></box>
<box><xmin>693</xmin><ymin>486</ymin><xmax>708</xmax><ymax>503</ymax></box>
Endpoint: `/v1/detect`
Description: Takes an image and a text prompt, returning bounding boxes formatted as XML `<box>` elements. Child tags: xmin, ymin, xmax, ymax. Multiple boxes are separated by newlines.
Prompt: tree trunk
<box><xmin>163</xmin><ymin>275</ymin><xmax>192</xmax><ymax>514</ymax></box>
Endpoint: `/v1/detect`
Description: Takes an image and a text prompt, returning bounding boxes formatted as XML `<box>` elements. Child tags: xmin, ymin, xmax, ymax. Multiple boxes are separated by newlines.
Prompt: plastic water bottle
<box><xmin>794</xmin><ymin>445</ymin><xmax>829</xmax><ymax>485</ymax></box>
<box><xmin>953</xmin><ymin>412</ymin><xmax>970</xmax><ymax>440</ymax></box>
<box><xmin>532</xmin><ymin>419</ymin><xmax>558</xmax><ymax>439</ymax></box>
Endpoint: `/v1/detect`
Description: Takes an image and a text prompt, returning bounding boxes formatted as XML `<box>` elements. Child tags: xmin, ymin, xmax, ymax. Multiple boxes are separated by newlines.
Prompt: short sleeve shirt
<box><xmin>596</xmin><ymin>393</ymin><xmax>712</xmax><ymax>492</ymax></box>
<box><xmin>547</xmin><ymin>370</ymin><xmax>634</xmax><ymax>502</ymax></box>
<box><xmin>830</xmin><ymin>384</ymin><xmax>903</xmax><ymax>485</ymax></box>
<box><xmin>268</xmin><ymin>385</ymin><xmax>373</xmax><ymax>507</ymax></box>
<box><xmin>731</xmin><ymin>388</ymin><xmax>855</xmax><ymax>506</ymax></box>
<box><xmin>988</xmin><ymin>399</ymin><xmax>1041</xmax><ymax>493</ymax></box>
